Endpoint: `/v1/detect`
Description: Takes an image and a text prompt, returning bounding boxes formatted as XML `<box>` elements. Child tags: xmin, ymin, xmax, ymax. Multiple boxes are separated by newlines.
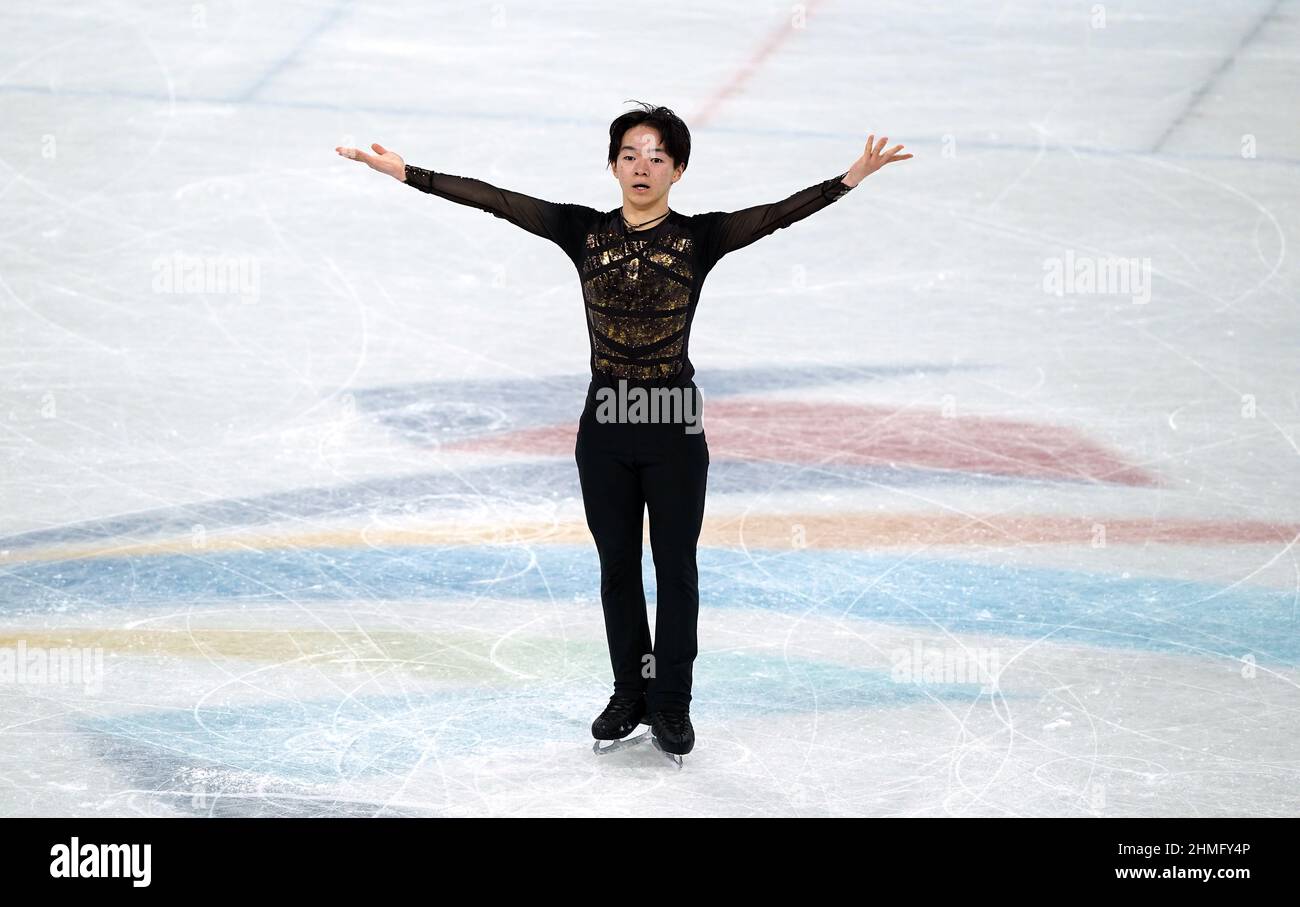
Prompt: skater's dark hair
<box><xmin>607</xmin><ymin>100</ymin><xmax>691</xmax><ymax>173</ymax></box>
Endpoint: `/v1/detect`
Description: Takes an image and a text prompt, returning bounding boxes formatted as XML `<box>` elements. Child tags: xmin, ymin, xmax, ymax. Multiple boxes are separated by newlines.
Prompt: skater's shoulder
<box><xmin>545</xmin><ymin>201</ymin><xmax>603</xmax><ymax>228</ymax></box>
<box><xmin>561</xmin><ymin>201</ymin><xmax>605</xmax><ymax>219</ymax></box>
<box><xmin>682</xmin><ymin>209</ymin><xmax>729</xmax><ymax>235</ymax></box>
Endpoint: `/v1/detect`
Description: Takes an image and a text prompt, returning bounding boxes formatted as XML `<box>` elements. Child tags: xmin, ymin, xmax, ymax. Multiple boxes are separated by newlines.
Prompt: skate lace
<box><xmin>606</xmin><ymin>695</ymin><xmax>641</xmax><ymax>719</ymax></box>
<box><xmin>658</xmin><ymin>710</ymin><xmax>690</xmax><ymax>734</ymax></box>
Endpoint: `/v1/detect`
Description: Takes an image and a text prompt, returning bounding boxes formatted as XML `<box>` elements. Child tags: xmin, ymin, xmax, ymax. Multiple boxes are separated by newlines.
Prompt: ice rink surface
<box><xmin>1</xmin><ymin>0</ymin><xmax>1297</xmax><ymax>816</ymax></box>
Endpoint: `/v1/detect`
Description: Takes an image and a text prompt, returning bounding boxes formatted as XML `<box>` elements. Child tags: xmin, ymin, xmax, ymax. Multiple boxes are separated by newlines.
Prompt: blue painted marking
<box><xmin>3</xmin><ymin>544</ymin><xmax>1295</xmax><ymax>664</ymax></box>
<box><xmin>1</xmin><ymin>354</ymin><xmax>1063</xmax><ymax>555</ymax></box>
<box><xmin>234</xmin><ymin>0</ymin><xmax>353</xmax><ymax>102</ymax></box>
<box><xmin>77</xmin><ymin>652</ymin><xmax>988</xmax><ymax>786</ymax></box>
<box><xmin>0</xmin><ymin>462</ymin><xmax>1047</xmax><ymax>553</ymax></box>
<box><xmin>1</xmin><ymin>83</ymin><xmax>1298</xmax><ymax>167</ymax></box>
<box><xmin>1150</xmin><ymin>0</ymin><xmax>1284</xmax><ymax>151</ymax></box>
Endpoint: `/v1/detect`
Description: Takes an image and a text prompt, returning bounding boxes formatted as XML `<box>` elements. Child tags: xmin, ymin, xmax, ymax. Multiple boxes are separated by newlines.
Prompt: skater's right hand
<box><xmin>335</xmin><ymin>142</ymin><xmax>407</xmax><ymax>181</ymax></box>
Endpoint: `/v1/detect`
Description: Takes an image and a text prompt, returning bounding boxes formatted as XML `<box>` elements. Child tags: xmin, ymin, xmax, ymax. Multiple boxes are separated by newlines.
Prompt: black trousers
<box><xmin>574</xmin><ymin>379</ymin><xmax>709</xmax><ymax>713</ymax></box>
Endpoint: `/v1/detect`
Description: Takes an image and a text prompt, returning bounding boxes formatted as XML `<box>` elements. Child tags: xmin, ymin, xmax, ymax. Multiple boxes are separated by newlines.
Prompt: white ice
<box><xmin>0</xmin><ymin>0</ymin><xmax>1297</xmax><ymax>816</ymax></box>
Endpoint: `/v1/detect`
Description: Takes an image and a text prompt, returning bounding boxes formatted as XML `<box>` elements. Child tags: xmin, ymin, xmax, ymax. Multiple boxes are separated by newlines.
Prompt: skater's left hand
<box><xmin>841</xmin><ymin>135</ymin><xmax>911</xmax><ymax>188</ymax></box>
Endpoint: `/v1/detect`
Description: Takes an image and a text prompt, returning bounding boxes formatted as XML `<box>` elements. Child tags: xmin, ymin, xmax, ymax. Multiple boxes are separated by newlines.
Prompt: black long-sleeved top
<box><xmin>403</xmin><ymin>163</ymin><xmax>855</xmax><ymax>386</ymax></box>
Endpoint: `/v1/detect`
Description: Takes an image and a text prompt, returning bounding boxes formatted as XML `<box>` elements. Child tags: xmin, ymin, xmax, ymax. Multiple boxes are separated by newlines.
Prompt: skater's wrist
<box><xmin>823</xmin><ymin>172</ymin><xmax>857</xmax><ymax>201</ymax></box>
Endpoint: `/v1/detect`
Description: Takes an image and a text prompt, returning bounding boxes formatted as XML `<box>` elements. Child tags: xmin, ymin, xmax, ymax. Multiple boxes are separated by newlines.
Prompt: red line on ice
<box><xmin>443</xmin><ymin>398</ymin><xmax>1159</xmax><ymax>487</ymax></box>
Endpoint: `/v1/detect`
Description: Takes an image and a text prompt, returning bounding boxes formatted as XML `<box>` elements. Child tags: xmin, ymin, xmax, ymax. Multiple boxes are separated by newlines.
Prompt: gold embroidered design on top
<box><xmin>582</xmin><ymin>224</ymin><xmax>696</xmax><ymax>380</ymax></box>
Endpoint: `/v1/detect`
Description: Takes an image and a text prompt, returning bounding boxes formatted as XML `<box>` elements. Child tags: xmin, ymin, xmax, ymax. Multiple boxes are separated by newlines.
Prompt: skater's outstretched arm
<box><xmin>698</xmin><ymin>134</ymin><xmax>911</xmax><ymax>269</ymax></box>
<box><xmin>335</xmin><ymin>142</ymin><xmax>588</xmax><ymax>257</ymax></box>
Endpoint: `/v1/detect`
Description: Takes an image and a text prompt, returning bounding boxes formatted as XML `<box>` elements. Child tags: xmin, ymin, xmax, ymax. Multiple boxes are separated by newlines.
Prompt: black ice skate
<box><xmin>648</xmin><ymin>708</ymin><xmax>694</xmax><ymax>767</ymax></box>
<box><xmin>591</xmin><ymin>693</ymin><xmax>651</xmax><ymax>755</ymax></box>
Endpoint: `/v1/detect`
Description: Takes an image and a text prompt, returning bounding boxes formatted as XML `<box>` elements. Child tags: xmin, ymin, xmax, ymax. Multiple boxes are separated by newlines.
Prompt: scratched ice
<box><xmin>0</xmin><ymin>1</ymin><xmax>1296</xmax><ymax>817</ymax></box>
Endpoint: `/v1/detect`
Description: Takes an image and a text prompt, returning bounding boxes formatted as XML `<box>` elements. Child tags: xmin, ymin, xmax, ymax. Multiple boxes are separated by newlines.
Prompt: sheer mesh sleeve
<box><xmin>403</xmin><ymin>164</ymin><xmax>590</xmax><ymax>263</ymax></box>
<box><xmin>695</xmin><ymin>172</ymin><xmax>855</xmax><ymax>272</ymax></box>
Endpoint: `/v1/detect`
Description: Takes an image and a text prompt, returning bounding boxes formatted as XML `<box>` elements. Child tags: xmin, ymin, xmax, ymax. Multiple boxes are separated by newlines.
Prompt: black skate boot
<box><xmin>648</xmin><ymin>708</ymin><xmax>694</xmax><ymax>766</ymax></box>
<box><xmin>591</xmin><ymin>693</ymin><xmax>650</xmax><ymax>755</ymax></box>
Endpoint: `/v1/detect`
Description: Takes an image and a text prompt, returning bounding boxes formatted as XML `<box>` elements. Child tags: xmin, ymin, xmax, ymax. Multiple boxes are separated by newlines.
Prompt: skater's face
<box><xmin>612</xmin><ymin>126</ymin><xmax>683</xmax><ymax>210</ymax></box>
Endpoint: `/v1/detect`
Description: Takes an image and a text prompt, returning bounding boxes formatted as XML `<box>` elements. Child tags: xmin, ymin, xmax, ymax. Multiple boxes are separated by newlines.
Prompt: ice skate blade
<box><xmin>592</xmin><ymin>728</ymin><xmax>652</xmax><ymax>755</ymax></box>
<box><xmin>650</xmin><ymin>735</ymin><xmax>684</xmax><ymax>769</ymax></box>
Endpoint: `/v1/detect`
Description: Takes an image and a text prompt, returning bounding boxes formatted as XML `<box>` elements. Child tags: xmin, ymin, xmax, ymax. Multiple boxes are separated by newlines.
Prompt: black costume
<box><xmin>404</xmin><ymin>163</ymin><xmax>855</xmax><ymax>712</ymax></box>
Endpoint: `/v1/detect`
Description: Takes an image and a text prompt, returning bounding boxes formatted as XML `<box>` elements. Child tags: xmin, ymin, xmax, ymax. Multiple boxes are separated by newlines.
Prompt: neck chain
<box><xmin>623</xmin><ymin>209</ymin><xmax>671</xmax><ymax>232</ymax></box>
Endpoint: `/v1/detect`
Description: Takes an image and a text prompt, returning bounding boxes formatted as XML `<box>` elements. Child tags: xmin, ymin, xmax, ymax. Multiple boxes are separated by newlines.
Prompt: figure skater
<box><xmin>337</xmin><ymin>100</ymin><xmax>910</xmax><ymax>764</ymax></box>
